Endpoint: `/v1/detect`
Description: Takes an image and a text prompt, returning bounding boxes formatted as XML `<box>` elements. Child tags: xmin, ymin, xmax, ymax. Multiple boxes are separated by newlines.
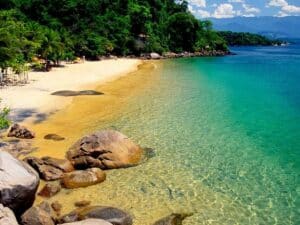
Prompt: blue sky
<box><xmin>187</xmin><ymin>0</ymin><xmax>300</xmax><ymax>18</ymax></box>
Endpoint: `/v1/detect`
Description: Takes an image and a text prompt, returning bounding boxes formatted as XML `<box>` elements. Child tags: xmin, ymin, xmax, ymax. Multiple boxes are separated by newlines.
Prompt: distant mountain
<box><xmin>210</xmin><ymin>16</ymin><xmax>300</xmax><ymax>39</ymax></box>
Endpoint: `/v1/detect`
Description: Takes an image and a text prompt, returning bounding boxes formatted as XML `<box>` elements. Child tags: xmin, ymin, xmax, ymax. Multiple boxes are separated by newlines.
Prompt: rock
<box><xmin>58</xmin><ymin>211</ymin><xmax>79</xmax><ymax>224</ymax></box>
<box><xmin>61</xmin><ymin>168</ymin><xmax>106</xmax><ymax>189</ymax></box>
<box><xmin>21</xmin><ymin>203</ymin><xmax>55</xmax><ymax>225</ymax></box>
<box><xmin>7</xmin><ymin>124</ymin><xmax>35</xmax><ymax>139</ymax></box>
<box><xmin>38</xmin><ymin>183</ymin><xmax>61</xmax><ymax>198</ymax></box>
<box><xmin>152</xmin><ymin>213</ymin><xmax>191</xmax><ymax>225</ymax></box>
<box><xmin>0</xmin><ymin>139</ymin><xmax>35</xmax><ymax>157</ymax></box>
<box><xmin>24</xmin><ymin>156</ymin><xmax>74</xmax><ymax>181</ymax></box>
<box><xmin>51</xmin><ymin>90</ymin><xmax>103</xmax><ymax>97</ymax></box>
<box><xmin>59</xmin><ymin>218</ymin><xmax>113</xmax><ymax>225</ymax></box>
<box><xmin>51</xmin><ymin>201</ymin><xmax>62</xmax><ymax>216</ymax></box>
<box><xmin>75</xmin><ymin>201</ymin><xmax>91</xmax><ymax>208</ymax></box>
<box><xmin>66</xmin><ymin>130</ymin><xmax>143</xmax><ymax>170</ymax></box>
<box><xmin>150</xmin><ymin>52</ymin><xmax>161</xmax><ymax>59</ymax></box>
<box><xmin>78</xmin><ymin>206</ymin><xmax>133</xmax><ymax>225</ymax></box>
<box><xmin>44</xmin><ymin>134</ymin><xmax>65</xmax><ymax>141</ymax></box>
<box><xmin>0</xmin><ymin>204</ymin><xmax>19</xmax><ymax>225</ymax></box>
<box><xmin>0</xmin><ymin>151</ymin><xmax>39</xmax><ymax>215</ymax></box>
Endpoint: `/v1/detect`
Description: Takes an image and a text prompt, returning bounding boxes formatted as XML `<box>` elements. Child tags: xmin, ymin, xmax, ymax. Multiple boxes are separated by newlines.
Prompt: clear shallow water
<box><xmin>101</xmin><ymin>45</ymin><xmax>300</xmax><ymax>224</ymax></box>
<box><xmin>37</xmin><ymin>45</ymin><xmax>300</xmax><ymax>224</ymax></box>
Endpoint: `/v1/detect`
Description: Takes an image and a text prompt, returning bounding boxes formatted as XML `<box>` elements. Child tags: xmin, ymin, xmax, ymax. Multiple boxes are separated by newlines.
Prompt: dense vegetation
<box><xmin>0</xmin><ymin>0</ymin><xmax>228</xmax><ymax>72</ymax></box>
<box><xmin>218</xmin><ymin>31</ymin><xmax>284</xmax><ymax>46</ymax></box>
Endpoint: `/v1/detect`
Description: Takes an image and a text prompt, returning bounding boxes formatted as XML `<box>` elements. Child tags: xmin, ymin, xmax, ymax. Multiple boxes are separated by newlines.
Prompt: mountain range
<box><xmin>210</xmin><ymin>16</ymin><xmax>300</xmax><ymax>39</ymax></box>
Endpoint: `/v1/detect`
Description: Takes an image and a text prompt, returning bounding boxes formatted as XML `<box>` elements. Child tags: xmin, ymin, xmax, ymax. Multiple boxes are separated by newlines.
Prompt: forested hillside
<box><xmin>218</xmin><ymin>31</ymin><xmax>284</xmax><ymax>46</ymax></box>
<box><xmin>0</xmin><ymin>0</ymin><xmax>227</xmax><ymax>71</ymax></box>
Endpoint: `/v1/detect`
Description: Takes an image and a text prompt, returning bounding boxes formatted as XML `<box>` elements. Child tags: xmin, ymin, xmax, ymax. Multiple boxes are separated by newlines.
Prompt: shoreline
<box><xmin>0</xmin><ymin>59</ymin><xmax>142</xmax><ymax>124</ymax></box>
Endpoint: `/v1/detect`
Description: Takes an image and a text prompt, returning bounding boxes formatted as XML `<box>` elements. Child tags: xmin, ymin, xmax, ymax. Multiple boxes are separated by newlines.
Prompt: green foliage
<box><xmin>0</xmin><ymin>99</ymin><xmax>10</xmax><ymax>129</ymax></box>
<box><xmin>0</xmin><ymin>0</ymin><xmax>229</xmax><ymax>70</ymax></box>
<box><xmin>218</xmin><ymin>31</ymin><xmax>284</xmax><ymax>46</ymax></box>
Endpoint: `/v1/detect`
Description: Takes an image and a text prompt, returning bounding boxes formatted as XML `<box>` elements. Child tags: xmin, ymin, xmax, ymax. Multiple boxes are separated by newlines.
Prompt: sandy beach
<box><xmin>0</xmin><ymin>59</ymin><xmax>141</xmax><ymax>123</ymax></box>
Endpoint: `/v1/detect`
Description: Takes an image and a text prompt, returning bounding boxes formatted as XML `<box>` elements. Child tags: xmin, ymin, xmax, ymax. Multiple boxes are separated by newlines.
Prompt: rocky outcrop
<box><xmin>61</xmin><ymin>168</ymin><xmax>106</xmax><ymax>189</ymax></box>
<box><xmin>38</xmin><ymin>183</ymin><xmax>61</xmax><ymax>198</ymax></box>
<box><xmin>152</xmin><ymin>213</ymin><xmax>192</xmax><ymax>225</ymax></box>
<box><xmin>7</xmin><ymin>124</ymin><xmax>35</xmax><ymax>139</ymax></box>
<box><xmin>0</xmin><ymin>204</ymin><xmax>19</xmax><ymax>225</ymax></box>
<box><xmin>0</xmin><ymin>151</ymin><xmax>39</xmax><ymax>215</ymax></box>
<box><xmin>66</xmin><ymin>130</ymin><xmax>143</xmax><ymax>170</ymax></box>
<box><xmin>24</xmin><ymin>156</ymin><xmax>74</xmax><ymax>181</ymax></box>
<box><xmin>59</xmin><ymin>219</ymin><xmax>113</xmax><ymax>225</ymax></box>
<box><xmin>21</xmin><ymin>202</ymin><xmax>55</xmax><ymax>225</ymax></box>
<box><xmin>78</xmin><ymin>206</ymin><xmax>133</xmax><ymax>225</ymax></box>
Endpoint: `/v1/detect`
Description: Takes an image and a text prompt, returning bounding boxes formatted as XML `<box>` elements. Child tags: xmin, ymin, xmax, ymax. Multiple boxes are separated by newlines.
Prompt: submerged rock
<box><xmin>78</xmin><ymin>206</ymin><xmax>133</xmax><ymax>225</ymax></box>
<box><xmin>66</xmin><ymin>130</ymin><xmax>143</xmax><ymax>170</ymax></box>
<box><xmin>38</xmin><ymin>183</ymin><xmax>61</xmax><ymax>198</ymax></box>
<box><xmin>44</xmin><ymin>134</ymin><xmax>65</xmax><ymax>141</ymax></box>
<box><xmin>51</xmin><ymin>201</ymin><xmax>62</xmax><ymax>216</ymax></box>
<box><xmin>152</xmin><ymin>213</ymin><xmax>192</xmax><ymax>225</ymax></box>
<box><xmin>20</xmin><ymin>202</ymin><xmax>55</xmax><ymax>225</ymax></box>
<box><xmin>0</xmin><ymin>151</ymin><xmax>39</xmax><ymax>215</ymax></box>
<box><xmin>0</xmin><ymin>204</ymin><xmax>19</xmax><ymax>225</ymax></box>
<box><xmin>24</xmin><ymin>156</ymin><xmax>74</xmax><ymax>181</ymax></box>
<box><xmin>7</xmin><ymin>124</ymin><xmax>35</xmax><ymax>139</ymax></box>
<box><xmin>61</xmin><ymin>168</ymin><xmax>106</xmax><ymax>189</ymax></box>
<box><xmin>51</xmin><ymin>90</ymin><xmax>104</xmax><ymax>97</ymax></box>
<box><xmin>74</xmin><ymin>201</ymin><xmax>91</xmax><ymax>208</ymax></box>
<box><xmin>59</xmin><ymin>218</ymin><xmax>113</xmax><ymax>225</ymax></box>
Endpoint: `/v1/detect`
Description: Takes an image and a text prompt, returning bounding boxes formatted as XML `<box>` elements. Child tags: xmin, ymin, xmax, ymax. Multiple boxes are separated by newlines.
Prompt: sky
<box><xmin>186</xmin><ymin>0</ymin><xmax>300</xmax><ymax>18</ymax></box>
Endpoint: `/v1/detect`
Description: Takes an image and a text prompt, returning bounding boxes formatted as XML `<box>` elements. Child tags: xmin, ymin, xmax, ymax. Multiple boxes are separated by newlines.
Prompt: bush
<box><xmin>0</xmin><ymin>99</ymin><xmax>10</xmax><ymax>129</ymax></box>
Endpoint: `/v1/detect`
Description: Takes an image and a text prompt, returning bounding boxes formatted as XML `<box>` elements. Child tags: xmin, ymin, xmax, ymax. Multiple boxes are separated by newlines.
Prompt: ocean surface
<box><xmin>37</xmin><ymin>43</ymin><xmax>300</xmax><ymax>224</ymax></box>
<box><xmin>100</xmin><ymin>44</ymin><xmax>300</xmax><ymax>224</ymax></box>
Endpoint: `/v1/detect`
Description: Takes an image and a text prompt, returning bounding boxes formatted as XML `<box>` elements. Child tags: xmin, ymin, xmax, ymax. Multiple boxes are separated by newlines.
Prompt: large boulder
<box><xmin>7</xmin><ymin>124</ymin><xmax>35</xmax><ymax>139</ymax></box>
<box><xmin>0</xmin><ymin>151</ymin><xmax>39</xmax><ymax>215</ymax></box>
<box><xmin>150</xmin><ymin>52</ymin><xmax>161</xmax><ymax>59</ymax></box>
<box><xmin>0</xmin><ymin>204</ymin><xmax>19</xmax><ymax>225</ymax></box>
<box><xmin>24</xmin><ymin>156</ymin><xmax>74</xmax><ymax>181</ymax></box>
<box><xmin>78</xmin><ymin>206</ymin><xmax>133</xmax><ymax>225</ymax></box>
<box><xmin>21</xmin><ymin>202</ymin><xmax>55</xmax><ymax>225</ymax></box>
<box><xmin>66</xmin><ymin>130</ymin><xmax>143</xmax><ymax>170</ymax></box>
<box><xmin>152</xmin><ymin>213</ymin><xmax>191</xmax><ymax>225</ymax></box>
<box><xmin>59</xmin><ymin>219</ymin><xmax>113</xmax><ymax>225</ymax></box>
<box><xmin>61</xmin><ymin>168</ymin><xmax>106</xmax><ymax>189</ymax></box>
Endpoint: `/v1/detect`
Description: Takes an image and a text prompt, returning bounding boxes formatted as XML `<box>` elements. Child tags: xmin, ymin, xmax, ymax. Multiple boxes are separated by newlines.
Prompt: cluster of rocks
<box><xmin>140</xmin><ymin>50</ymin><xmax>230</xmax><ymax>60</ymax></box>
<box><xmin>7</xmin><ymin>124</ymin><xmax>35</xmax><ymax>139</ymax></box>
<box><xmin>1</xmin><ymin>124</ymin><xmax>190</xmax><ymax>225</ymax></box>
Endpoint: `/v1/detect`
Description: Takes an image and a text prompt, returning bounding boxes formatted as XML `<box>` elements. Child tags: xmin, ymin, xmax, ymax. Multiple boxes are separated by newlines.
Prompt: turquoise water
<box><xmin>56</xmin><ymin>44</ymin><xmax>299</xmax><ymax>224</ymax></box>
<box><xmin>103</xmin><ymin>44</ymin><xmax>300</xmax><ymax>224</ymax></box>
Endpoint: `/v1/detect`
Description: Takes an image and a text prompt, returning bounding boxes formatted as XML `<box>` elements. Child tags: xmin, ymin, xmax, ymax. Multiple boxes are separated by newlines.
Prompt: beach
<box><xmin>0</xmin><ymin>59</ymin><xmax>141</xmax><ymax>123</ymax></box>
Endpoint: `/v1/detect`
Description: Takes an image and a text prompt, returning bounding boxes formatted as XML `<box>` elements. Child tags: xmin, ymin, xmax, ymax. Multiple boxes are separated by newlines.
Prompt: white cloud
<box><xmin>196</xmin><ymin>9</ymin><xmax>211</xmax><ymax>18</ymax></box>
<box><xmin>268</xmin><ymin>0</ymin><xmax>288</xmax><ymax>7</ymax></box>
<box><xmin>243</xmin><ymin>14</ymin><xmax>255</xmax><ymax>17</ymax></box>
<box><xmin>228</xmin><ymin>0</ymin><xmax>244</xmax><ymax>3</ymax></box>
<box><xmin>242</xmin><ymin>4</ymin><xmax>260</xmax><ymax>13</ymax></box>
<box><xmin>188</xmin><ymin>5</ymin><xmax>196</xmax><ymax>14</ymax></box>
<box><xmin>267</xmin><ymin>0</ymin><xmax>300</xmax><ymax>16</ymax></box>
<box><xmin>282</xmin><ymin>4</ymin><xmax>300</xmax><ymax>13</ymax></box>
<box><xmin>276</xmin><ymin>11</ymin><xmax>289</xmax><ymax>17</ymax></box>
<box><xmin>213</xmin><ymin>3</ymin><xmax>236</xmax><ymax>18</ymax></box>
<box><xmin>188</xmin><ymin>0</ymin><xmax>206</xmax><ymax>8</ymax></box>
